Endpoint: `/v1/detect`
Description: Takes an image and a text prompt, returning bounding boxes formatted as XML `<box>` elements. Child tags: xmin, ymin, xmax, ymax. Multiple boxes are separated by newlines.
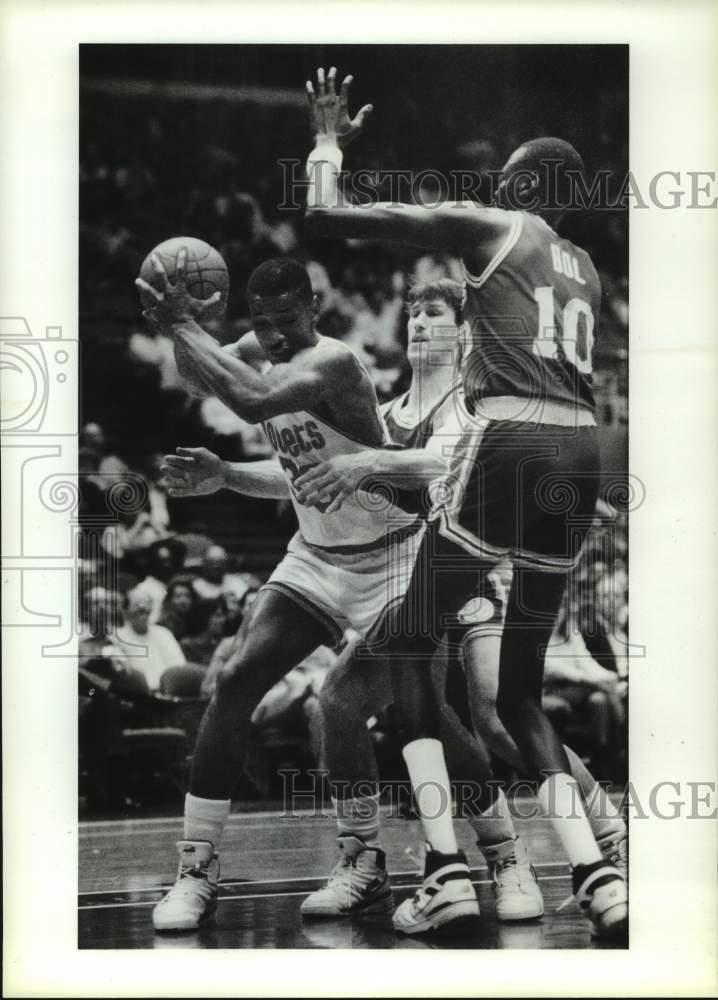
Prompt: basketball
<box><xmin>139</xmin><ymin>236</ymin><xmax>230</xmax><ymax>314</ymax></box>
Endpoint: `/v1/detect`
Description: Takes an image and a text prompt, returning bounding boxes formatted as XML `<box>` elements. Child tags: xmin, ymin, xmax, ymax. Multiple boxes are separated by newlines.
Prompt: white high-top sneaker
<box><xmin>393</xmin><ymin>847</ymin><xmax>480</xmax><ymax>936</ymax></box>
<box><xmin>562</xmin><ymin>859</ymin><xmax>628</xmax><ymax>940</ymax></box>
<box><xmin>300</xmin><ymin>836</ymin><xmax>394</xmax><ymax>919</ymax></box>
<box><xmin>597</xmin><ymin>827</ymin><xmax>628</xmax><ymax>882</ymax></box>
<box><xmin>479</xmin><ymin>836</ymin><xmax>544</xmax><ymax>921</ymax></box>
<box><xmin>152</xmin><ymin>840</ymin><xmax>219</xmax><ymax>932</ymax></box>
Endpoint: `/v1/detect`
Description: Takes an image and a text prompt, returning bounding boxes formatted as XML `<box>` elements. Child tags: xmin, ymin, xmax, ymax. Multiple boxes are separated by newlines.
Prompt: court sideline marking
<box><xmin>78</xmin><ymin>860</ymin><xmax>571</xmax><ymax>897</ymax></box>
<box><xmin>78</xmin><ymin>872</ymin><xmax>572</xmax><ymax>911</ymax></box>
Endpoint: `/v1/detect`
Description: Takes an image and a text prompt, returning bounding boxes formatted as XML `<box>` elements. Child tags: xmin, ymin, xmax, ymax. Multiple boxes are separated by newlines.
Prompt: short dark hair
<box><xmin>247</xmin><ymin>257</ymin><xmax>313</xmax><ymax>303</ymax></box>
<box><xmin>407</xmin><ymin>278</ymin><xmax>466</xmax><ymax>324</ymax></box>
<box><xmin>509</xmin><ymin>137</ymin><xmax>586</xmax><ymax>208</ymax></box>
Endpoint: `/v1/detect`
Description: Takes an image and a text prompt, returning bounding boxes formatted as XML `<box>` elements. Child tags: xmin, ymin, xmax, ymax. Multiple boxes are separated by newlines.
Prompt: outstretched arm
<box><xmin>292</xmin><ymin>388</ymin><xmax>468</xmax><ymax>513</ymax></box>
<box><xmin>293</xmin><ymin>447</ymin><xmax>446</xmax><ymax>514</ymax></box>
<box><xmin>162</xmin><ymin>447</ymin><xmax>289</xmax><ymax>500</ymax></box>
<box><xmin>304</xmin><ymin>67</ymin><xmax>512</xmax><ymax>252</ymax></box>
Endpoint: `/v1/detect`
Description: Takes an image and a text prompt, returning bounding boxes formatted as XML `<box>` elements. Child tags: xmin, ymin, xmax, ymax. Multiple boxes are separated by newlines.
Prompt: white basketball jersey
<box><xmin>262</xmin><ymin>409</ymin><xmax>419</xmax><ymax>550</ymax></box>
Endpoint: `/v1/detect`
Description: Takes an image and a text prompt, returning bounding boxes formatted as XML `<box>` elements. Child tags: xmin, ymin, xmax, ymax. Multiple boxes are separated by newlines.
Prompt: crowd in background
<box><xmin>79</xmin><ymin>48</ymin><xmax>629</xmax><ymax>811</ymax></box>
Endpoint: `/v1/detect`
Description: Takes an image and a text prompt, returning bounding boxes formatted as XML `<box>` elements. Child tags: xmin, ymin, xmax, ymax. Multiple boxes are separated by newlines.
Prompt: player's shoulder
<box><xmin>312</xmin><ymin>336</ymin><xmax>368</xmax><ymax>383</ymax></box>
<box><xmin>525</xmin><ymin>214</ymin><xmax>601</xmax><ymax>293</ymax></box>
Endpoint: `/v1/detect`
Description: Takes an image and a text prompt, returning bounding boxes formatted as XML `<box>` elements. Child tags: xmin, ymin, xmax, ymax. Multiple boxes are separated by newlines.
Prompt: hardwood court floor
<box><xmin>79</xmin><ymin>805</ymin><xmax>627</xmax><ymax>950</ymax></box>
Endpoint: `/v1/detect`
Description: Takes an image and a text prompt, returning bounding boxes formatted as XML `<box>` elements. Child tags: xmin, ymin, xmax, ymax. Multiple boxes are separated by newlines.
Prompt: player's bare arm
<box><xmin>137</xmin><ymin>250</ymin><xmax>363</xmax><ymax>424</ymax></box>
<box><xmin>293</xmin><ymin>447</ymin><xmax>447</xmax><ymax>514</ymax></box>
<box><xmin>295</xmin><ymin>381</ymin><xmax>470</xmax><ymax>513</ymax></box>
<box><xmin>161</xmin><ymin>446</ymin><xmax>289</xmax><ymax>500</ymax></box>
<box><xmin>304</xmin><ymin>67</ymin><xmax>512</xmax><ymax>260</ymax></box>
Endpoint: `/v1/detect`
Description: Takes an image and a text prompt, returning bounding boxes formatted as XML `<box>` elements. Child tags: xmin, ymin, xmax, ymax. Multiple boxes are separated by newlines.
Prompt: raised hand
<box><xmin>160</xmin><ymin>446</ymin><xmax>225</xmax><ymax>497</ymax></box>
<box><xmin>135</xmin><ymin>248</ymin><xmax>222</xmax><ymax>329</ymax></box>
<box><xmin>306</xmin><ymin>66</ymin><xmax>373</xmax><ymax>149</ymax></box>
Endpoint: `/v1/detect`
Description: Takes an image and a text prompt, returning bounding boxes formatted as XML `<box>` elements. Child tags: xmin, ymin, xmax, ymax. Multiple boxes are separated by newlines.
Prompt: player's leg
<box><xmin>153</xmin><ymin>588</ymin><xmax>333</xmax><ymax>932</ymax></box>
<box><xmin>473</xmin><ymin>419</ymin><xmax>626</xmax><ymax>939</ymax></box>
<box><xmin>463</xmin><ymin>628</ymin><xmax>626</xmax><ymax>871</ymax></box>
<box><xmin>301</xmin><ymin>644</ymin><xmax>395</xmax><ymax>919</ymax></box>
<box><xmin>433</xmin><ymin>637</ymin><xmax>544</xmax><ymax>921</ymax></box>
<box><xmin>388</xmin><ymin>653</ymin><xmax>483</xmax><ymax>935</ymax></box>
<box><xmin>463</xmin><ymin>630</ymin><xmax>523</xmax><ymax>770</ymax></box>
<box><xmin>382</xmin><ymin>527</ymin><xmax>493</xmax><ymax>935</ymax></box>
<box><xmin>303</xmin><ymin>632</ymin><xmax>536</xmax><ymax>923</ymax></box>
<box><xmin>497</xmin><ymin>569</ymin><xmax>626</xmax><ymax>937</ymax></box>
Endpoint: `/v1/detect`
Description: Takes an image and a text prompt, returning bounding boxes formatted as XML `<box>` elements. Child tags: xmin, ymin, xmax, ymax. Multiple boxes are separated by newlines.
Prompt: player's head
<box><xmin>406</xmin><ymin>278</ymin><xmax>466</xmax><ymax>370</ymax></box>
<box><xmin>247</xmin><ymin>258</ymin><xmax>319</xmax><ymax>362</ymax></box>
<box><xmin>493</xmin><ymin>137</ymin><xmax>585</xmax><ymax>225</ymax></box>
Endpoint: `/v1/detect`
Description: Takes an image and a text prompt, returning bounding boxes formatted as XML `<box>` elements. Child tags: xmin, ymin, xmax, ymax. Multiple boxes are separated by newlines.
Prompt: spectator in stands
<box><xmin>78</xmin><ymin>448</ymin><xmax>108</xmax><ymax>565</ymax></box>
<box><xmin>192</xmin><ymin>544</ymin><xmax>261</xmax><ymax>606</ymax></box>
<box><xmin>128</xmin><ymin>321</ymin><xmax>185</xmax><ymax>394</ymax></box>
<box><xmin>101</xmin><ymin>506</ymin><xmax>165</xmax><ymax>569</ymax></box>
<box><xmin>200</xmin><ymin>630</ymin><xmax>335</xmax><ymax>772</ymax></box>
<box><xmin>158</xmin><ymin>575</ymin><xmax>202</xmax><ymax>641</ymax></box>
<box><xmin>542</xmin><ymin>621</ymin><xmax>627</xmax><ymax>780</ymax></box>
<box><xmin>251</xmin><ymin>645</ymin><xmax>337</xmax><ymax>773</ymax></box>
<box><xmin>143</xmin><ymin>452</ymin><xmax>172</xmax><ymax>538</ymax></box>
<box><xmin>79</xmin><ymin>586</ymin><xmax>123</xmax><ymax>662</ymax></box>
<box><xmin>198</xmin><ymin>396</ymin><xmax>274</xmax><ymax>459</ymax></box>
<box><xmin>135</xmin><ymin>539</ymin><xmax>186</xmax><ymax>623</ymax></box>
<box><xmin>114</xmin><ymin>587</ymin><xmax>186</xmax><ymax>692</ymax></box>
<box><xmin>79</xmin><ymin>422</ymin><xmax>131</xmax><ymax>488</ymax></box>
<box><xmin>199</xmin><ymin>588</ymin><xmax>259</xmax><ymax>699</ymax></box>
<box><xmin>180</xmin><ymin>595</ymin><xmax>236</xmax><ymax>667</ymax></box>
<box><xmin>219</xmin><ymin>588</ymin><xmax>243</xmax><ymax>632</ymax></box>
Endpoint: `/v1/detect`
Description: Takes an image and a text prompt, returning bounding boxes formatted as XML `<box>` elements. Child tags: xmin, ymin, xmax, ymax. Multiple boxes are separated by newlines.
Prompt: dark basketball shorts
<box><xmin>436</xmin><ymin>418</ymin><xmax>602</xmax><ymax>574</ymax></box>
<box><xmin>367</xmin><ymin>419</ymin><xmax>601</xmax><ymax>658</ymax></box>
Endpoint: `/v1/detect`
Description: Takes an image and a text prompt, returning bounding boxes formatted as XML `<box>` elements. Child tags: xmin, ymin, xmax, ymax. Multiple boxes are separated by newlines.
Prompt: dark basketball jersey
<box><xmin>382</xmin><ymin>387</ymin><xmax>457</xmax><ymax>450</ymax></box>
<box><xmin>461</xmin><ymin>211</ymin><xmax>602</xmax><ymax>415</ymax></box>
<box><xmin>380</xmin><ymin>385</ymin><xmax>464</xmax><ymax>517</ymax></box>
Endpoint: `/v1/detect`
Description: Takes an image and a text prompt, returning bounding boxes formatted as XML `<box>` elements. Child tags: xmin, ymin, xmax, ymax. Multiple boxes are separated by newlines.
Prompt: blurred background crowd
<box><xmin>78</xmin><ymin>44</ymin><xmax>629</xmax><ymax>815</ymax></box>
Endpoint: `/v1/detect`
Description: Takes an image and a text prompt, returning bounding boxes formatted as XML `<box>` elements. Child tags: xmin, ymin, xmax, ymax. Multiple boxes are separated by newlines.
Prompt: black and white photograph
<box><xmin>2</xmin><ymin>2</ymin><xmax>717</xmax><ymax>996</ymax></box>
<box><xmin>75</xmin><ymin>42</ymin><xmax>631</xmax><ymax>951</ymax></box>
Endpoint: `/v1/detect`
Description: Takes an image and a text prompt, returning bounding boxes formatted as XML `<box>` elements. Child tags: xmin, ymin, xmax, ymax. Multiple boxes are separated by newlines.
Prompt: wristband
<box><xmin>306</xmin><ymin>141</ymin><xmax>344</xmax><ymax>174</ymax></box>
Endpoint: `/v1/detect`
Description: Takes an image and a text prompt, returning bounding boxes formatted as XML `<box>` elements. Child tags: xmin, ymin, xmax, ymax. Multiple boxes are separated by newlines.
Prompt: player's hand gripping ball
<box><xmin>136</xmin><ymin>236</ymin><xmax>229</xmax><ymax>328</ymax></box>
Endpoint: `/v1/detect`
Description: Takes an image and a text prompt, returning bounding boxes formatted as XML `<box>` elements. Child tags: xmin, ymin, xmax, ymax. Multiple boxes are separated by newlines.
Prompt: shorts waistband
<box><xmin>472</xmin><ymin>395</ymin><xmax>597</xmax><ymax>427</ymax></box>
<box><xmin>303</xmin><ymin>516</ymin><xmax>424</xmax><ymax>556</ymax></box>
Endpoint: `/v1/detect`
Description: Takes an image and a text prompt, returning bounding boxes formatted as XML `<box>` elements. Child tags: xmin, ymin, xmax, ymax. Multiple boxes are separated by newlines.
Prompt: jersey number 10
<box><xmin>533</xmin><ymin>286</ymin><xmax>595</xmax><ymax>375</ymax></box>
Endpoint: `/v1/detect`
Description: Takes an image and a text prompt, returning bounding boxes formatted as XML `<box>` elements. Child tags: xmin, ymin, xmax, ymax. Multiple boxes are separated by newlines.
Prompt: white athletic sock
<box><xmin>402</xmin><ymin>738</ymin><xmax>459</xmax><ymax>855</ymax></box>
<box><xmin>467</xmin><ymin>788</ymin><xmax>517</xmax><ymax>847</ymax></box>
<box><xmin>183</xmin><ymin>793</ymin><xmax>231</xmax><ymax>849</ymax></box>
<box><xmin>333</xmin><ymin>794</ymin><xmax>381</xmax><ymax>845</ymax></box>
<box><xmin>564</xmin><ymin>745</ymin><xmax>626</xmax><ymax>839</ymax></box>
<box><xmin>537</xmin><ymin>773</ymin><xmax>602</xmax><ymax>868</ymax></box>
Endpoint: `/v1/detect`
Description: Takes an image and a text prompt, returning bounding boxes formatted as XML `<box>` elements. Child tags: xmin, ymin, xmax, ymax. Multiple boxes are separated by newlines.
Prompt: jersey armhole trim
<box><xmin>461</xmin><ymin>212</ymin><xmax>524</xmax><ymax>290</ymax></box>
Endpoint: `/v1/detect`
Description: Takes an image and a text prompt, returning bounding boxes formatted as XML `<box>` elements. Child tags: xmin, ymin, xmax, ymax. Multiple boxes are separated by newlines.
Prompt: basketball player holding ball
<box><xmin>136</xmin><ymin>255</ymin><xmax>491</xmax><ymax>935</ymax></box>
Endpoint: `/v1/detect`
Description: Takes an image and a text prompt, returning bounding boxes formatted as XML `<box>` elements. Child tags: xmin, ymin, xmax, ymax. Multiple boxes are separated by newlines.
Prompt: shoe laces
<box><xmin>494</xmin><ymin>850</ymin><xmax>535</xmax><ymax>891</ymax></box>
<box><xmin>325</xmin><ymin>847</ymin><xmax>375</xmax><ymax>897</ymax></box>
<box><xmin>170</xmin><ymin>864</ymin><xmax>213</xmax><ymax>901</ymax></box>
<box><xmin>599</xmin><ymin>831</ymin><xmax>627</xmax><ymax>868</ymax></box>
